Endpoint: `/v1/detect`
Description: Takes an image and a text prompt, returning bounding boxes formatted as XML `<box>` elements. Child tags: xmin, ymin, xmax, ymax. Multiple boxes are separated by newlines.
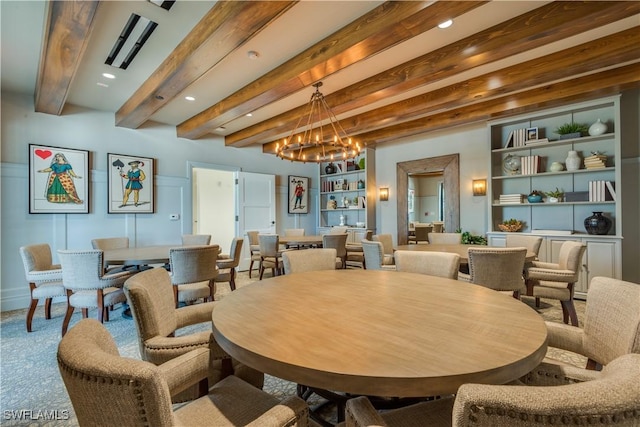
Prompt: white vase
<box><xmin>565</xmin><ymin>151</ymin><xmax>581</xmax><ymax>171</ymax></box>
<box><xmin>549</xmin><ymin>161</ymin><xmax>564</xmax><ymax>172</ymax></box>
<box><xmin>588</xmin><ymin>119</ymin><xmax>607</xmax><ymax>136</ymax></box>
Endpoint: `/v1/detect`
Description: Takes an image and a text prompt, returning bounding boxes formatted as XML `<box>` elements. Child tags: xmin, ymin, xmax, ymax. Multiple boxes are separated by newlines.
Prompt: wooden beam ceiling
<box><xmin>115</xmin><ymin>1</ymin><xmax>296</xmax><ymax>129</ymax></box>
<box><xmin>35</xmin><ymin>0</ymin><xmax>100</xmax><ymax>115</ymax></box>
<box><xmin>241</xmin><ymin>1</ymin><xmax>640</xmax><ymax>149</ymax></box>
<box><xmin>176</xmin><ymin>1</ymin><xmax>487</xmax><ymax>140</ymax></box>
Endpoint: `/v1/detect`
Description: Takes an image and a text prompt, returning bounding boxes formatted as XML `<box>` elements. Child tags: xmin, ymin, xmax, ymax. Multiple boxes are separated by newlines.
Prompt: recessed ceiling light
<box><xmin>438</xmin><ymin>19</ymin><xmax>453</xmax><ymax>29</ymax></box>
<box><xmin>246</xmin><ymin>113</ymin><xmax>253</xmax><ymax>117</ymax></box>
<box><xmin>247</xmin><ymin>50</ymin><xmax>259</xmax><ymax>60</ymax></box>
<box><xmin>102</xmin><ymin>73</ymin><xmax>116</xmax><ymax>79</ymax></box>
<box><xmin>185</xmin><ymin>96</ymin><xmax>195</xmax><ymax>101</ymax></box>
<box><xmin>215</xmin><ymin>127</ymin><xmax>226</xmax><ymax>132</ymax></box>
<box><xmin>97</xmin><ymin>82</ymin><xmax>109</xmax><ymax>88</ymax></box>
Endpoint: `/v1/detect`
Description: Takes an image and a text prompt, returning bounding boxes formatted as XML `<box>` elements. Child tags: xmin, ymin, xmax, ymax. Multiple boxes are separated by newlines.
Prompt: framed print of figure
<box><xmin>288</xmin><ymin>175</ymin><xmax>309</xmax><ymax>214</ymax></box>
<box><xmin>29</xmin><ymin>144</ymin><xmax>89</xmax><ymax>214</ymax></box>
<box><xmin>108</xmin><ymin>153</ymin><xmax>155</xmax><ymax>214</ymax></box>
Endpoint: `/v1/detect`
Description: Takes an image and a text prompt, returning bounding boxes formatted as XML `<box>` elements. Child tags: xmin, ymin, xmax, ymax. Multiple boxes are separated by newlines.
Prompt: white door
<box><xmin>237</xmin><ymin>171</ymin><xmax>276</xmax><ymax>271</ymax></box>
<box><xmin>192</xmin><ymin>168</ymin><xmax>235</xmax><ymax>253</ymax></box>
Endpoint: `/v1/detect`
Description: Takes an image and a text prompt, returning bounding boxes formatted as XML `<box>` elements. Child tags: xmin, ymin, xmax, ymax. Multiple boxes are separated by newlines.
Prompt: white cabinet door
<box><xmin>581</xmin><ymin>240</ymin><xmax>620</xmax><ymax>294</ymax></box>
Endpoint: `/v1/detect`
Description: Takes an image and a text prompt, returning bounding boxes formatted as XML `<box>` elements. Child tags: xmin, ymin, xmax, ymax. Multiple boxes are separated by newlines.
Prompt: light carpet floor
<box><xmin>0</xmin><ymin>269</ymin><xmax>586</xmax><ymax>426</ymax></box>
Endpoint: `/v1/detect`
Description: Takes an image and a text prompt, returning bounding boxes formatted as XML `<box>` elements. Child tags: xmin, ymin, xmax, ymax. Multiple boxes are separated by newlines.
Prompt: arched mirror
<box><xmin>397</xmin><ymin>154</ymin><xmax>460</xmax><ymax>245</ymax></box>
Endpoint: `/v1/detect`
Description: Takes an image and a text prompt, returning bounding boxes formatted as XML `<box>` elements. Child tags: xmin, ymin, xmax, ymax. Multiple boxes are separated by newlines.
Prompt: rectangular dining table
<box><xmin>394</xmin><ymin>243</ymin><xmax>537</xmax><ymax>264</ymax></box>
<box><xmin>212</xmin><ymin>269</ymin><xmax>548</xmax><ymax>423</ymax></box>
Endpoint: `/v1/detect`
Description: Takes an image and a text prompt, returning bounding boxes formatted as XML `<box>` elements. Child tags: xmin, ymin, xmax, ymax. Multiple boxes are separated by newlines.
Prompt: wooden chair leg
<box><xmin>97</xmin><ymin>290</ymin><xmax>105</xmax><ymax>324</ymax></box>
<box><xmin>61</xmin><ymin>290</ymin><xmax>74</xmax><ymax>337</ymax></box>
<box><xmin>535</xmin><ymin>297</ymin><xmax>541</xmax><ymax>308</ymax></box>
<box><xmin>26</xmin><ymin>297</ymin><xmax>38</xmax><ymax>333</ymax></box>
<box><xmin>249</xmin><ymin>260</ymin><xmax>255</xmax><ymax>278</ymax></box>
<box><xmin>44</xmin><ymin>297</ymin><xmax>53</xmax><ymax>319</ymax></box>
<box><xmin>561</xmin><ymin>299</ymin><xmax>578</xmax><ymax>326</ymax></box>
<box><xmin>229</xmin><ymin>269</ymin><xmax>236</xmax><ymax>291</ymax></box>
<box><xmin>173</xmin><ymin>284</ymin><xmax>180</xmax><ymax>308</ymax></box>
<box><xmin>82</xmin><ymin>308</ymin><xmax>89</xmax><ymax>318</ymax></box>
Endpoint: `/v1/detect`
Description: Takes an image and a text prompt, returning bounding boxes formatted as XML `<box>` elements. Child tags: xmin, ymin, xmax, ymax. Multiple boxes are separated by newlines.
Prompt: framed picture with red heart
<box><xmin>29</xmin><ymin>144</ymin><xmax>90</xmax><ymax>214</ymax></box>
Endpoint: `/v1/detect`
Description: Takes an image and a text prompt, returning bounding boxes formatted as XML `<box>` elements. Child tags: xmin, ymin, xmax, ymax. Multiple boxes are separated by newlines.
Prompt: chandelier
<box><xmin>275</xmin><ymin>82</ymin><xmax>361</xmax><ymax>163</ymax></box>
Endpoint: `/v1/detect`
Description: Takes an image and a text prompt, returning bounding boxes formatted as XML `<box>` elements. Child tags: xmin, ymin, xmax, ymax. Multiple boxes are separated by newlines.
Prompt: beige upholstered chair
<box><xmin>246</xmin><ymin>230</ymin><xmax>261</xmax><ymax>278</ymax></box>
<box><xmin>322</xmin><ymin>233</ymin><xmax>348</xmax><ymax>269</ymax></box>
<box><xmin>329</xmin><ymin>226</ymin><xmax>349</xmax><ymax>234</ymax></box>
<box><xmin>412</xmin><ymin>224</ymin><xmax>432</xmax><ymax>244</ymax></box>
<box><xmin>259</xmin><ymin>234</ymin><xmax>285</xmax><ymax>279</ymax></box>
<box><xmin>124</xmin><ymin>267</ymin><xmax>264</xmax><ymax>396</ymax></box>
<box><xmin>58</xmin><ymin>319</ymin><xmax>308</xmax><ymax>427</ymax></box>
<box><xmin>19</xmin><ymin>243</ymin><xmax>65</xmax><ymax>332</ymax></box>
<box><xmin>181</xmin><ymin>234</ymin><xmax>212</xmax><ymax>245</ymax></box>
<box><xmin>346</xmin><ymin>230</ymin><xmax>373</xmax><ymax>268</ymax></box>
<box><xmin>527</xmin><ymin>241</ymin><xmax>587</xmax><ymax>326</ymax></box>
<box><xmin>545</xmin><ymin>276</ymin><xmax>640</xmax><ymax>371</ymax></box>
<box><xmin>169</xmin><ymin>245</ymin><xmax>219</xmax><ymax>308</ymax></box>
<box><xmin>283</xmin><ymin>228</ymin><xmax>305</xmax><ymax>249</ymax></box>
<box><xmin>463</xmin><ymin>247</ymin><xmax>527</xmax><ymax>299</ymax></box>
<box><xmin>431</xmin><ymin>222</ymin><xmax>444</xmax><ymax>233</ymax></box>
<box><xmin>215</xmin><ymin>237</ymin><xmax>243</xmax><ymax>291</ymax></box>
<box><xmin>58</xmin><ymin>249</ymin><xmax>135</xmax><ymax>336</ymax></box>
<box><xmin>428</xmin><ymin>232</ymin><xmax>462</xmax><ymax>244</ymax></box>
<box><xmin>283</xmin><ymin>248</ymin><xmax>337</xmax><ymax>274</ymax></box>
<box><xmin>91</xmin><ymin>236</ymin><xmax>132</xmax><ymax>272</ymax></box>
<box><xmin>394</xmin><ymin>250</ymin><xmax>460</xmax><ymax>279</ymax></box>
<box><xmin>506</xmin><ymin>234</ymin><xmax>543</xmax><ymax>295</ymax></box>
<box><xmin>361</xmin><ymin>240</ymin><xmax>396</xmax><ymax>271</ymax></box>
<box><xmin>344</xmin><ymin>354</ymin><xmax>640</xmax><ymax>426</ymax></box>
<box><xmin>372</xmin><ymin>234</ymin><xmax>395</xmax><ymax>265</ymax></box>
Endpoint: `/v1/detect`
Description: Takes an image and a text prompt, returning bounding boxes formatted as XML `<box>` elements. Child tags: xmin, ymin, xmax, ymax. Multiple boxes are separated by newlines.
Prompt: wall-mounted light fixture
<box><xmin>472</xmin><ymin>179</ymin><xmax>487</xmax><ymax>196</ymax></box>
<box><xmin>379</xmin><ymin>187</ymin><xmax>389</xmax><ymax>201</ymax></box>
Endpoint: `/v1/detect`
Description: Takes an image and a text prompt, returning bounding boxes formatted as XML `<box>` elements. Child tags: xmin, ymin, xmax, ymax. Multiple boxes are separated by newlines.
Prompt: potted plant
<box><xmin>527</xmin><ymin>190</ymin><xmax>544</xmax><ymax>203</ymax></box>
<box><xmin>497</xmin><ymin>218</ymin><xmax>524</xmax><ymax>232</ymax></box>
<box><xmin>554</xmin><ymin>122</ymin><xmax>588</xmax><ymax>140</ymax></box>
<box><xmin>545</xmin><ymin>187</ymin><xmax>564</xmax><ymax>203</ymax></box>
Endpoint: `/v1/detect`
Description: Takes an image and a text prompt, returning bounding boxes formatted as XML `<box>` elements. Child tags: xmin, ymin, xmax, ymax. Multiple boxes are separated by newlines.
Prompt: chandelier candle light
<box><xmin>275</xmin><ymin>82</ymin><xmax>361</xmax><ymax>163</ymax></box>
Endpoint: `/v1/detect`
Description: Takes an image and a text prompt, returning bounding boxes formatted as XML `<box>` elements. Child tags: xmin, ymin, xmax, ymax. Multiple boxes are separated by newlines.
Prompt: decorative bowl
<box><xmin>498</xmin><ymin>223</ymin><xmax>523</xmax><ymax>232</ymax></box>
<box><xmin>527</xmin><ymin>194</ymin><xmax>543</xmax><ymax>203</ymax></box>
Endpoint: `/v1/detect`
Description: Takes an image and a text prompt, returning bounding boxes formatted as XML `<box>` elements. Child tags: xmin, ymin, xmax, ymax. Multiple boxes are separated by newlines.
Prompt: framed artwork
<box><xmin>29</xmin><ymin>144</ymin><xmax>89</xmax><ymax>214</ymax></box>
<box><xmin>107</xmin><ymin>153</ymin><xmax>155</xmax><ymax>214</ymax></box>
<box><xmin>526</xmin><ymin>126</ymin><xmax>538</xmax><ymax>141</ymax></box>
<box><xmin>288</xmin><ymin>175</ymin><xmax>309</xmax><ymax>214</ymax></box>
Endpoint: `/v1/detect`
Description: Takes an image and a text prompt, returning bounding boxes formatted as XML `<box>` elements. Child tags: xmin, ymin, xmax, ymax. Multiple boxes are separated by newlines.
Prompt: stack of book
<box><xmin>584</xmin><ymin>153</ymin><xmax>607</xmax><ymax>169</ymax></box>
<box><xmin>589</xmin><ymin>180</ymin><xmax>616</xmax><ymax>201</ymax></box>
<box><xmin>520</xmin><ymin>155</ymin><xmax>540</xmax><ymax>175</ymax></box>
<box><xmin>499</xmin><ymin>194</ymin><xmax>524</xmax><ymax>204</ymax></box>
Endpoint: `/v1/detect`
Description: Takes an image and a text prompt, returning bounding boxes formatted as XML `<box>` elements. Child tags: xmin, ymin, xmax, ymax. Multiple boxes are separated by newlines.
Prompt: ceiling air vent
<box><xmin>105</xmin><ymin>14</ymin><xmax>158</xmax><ymax>70</ymax></box>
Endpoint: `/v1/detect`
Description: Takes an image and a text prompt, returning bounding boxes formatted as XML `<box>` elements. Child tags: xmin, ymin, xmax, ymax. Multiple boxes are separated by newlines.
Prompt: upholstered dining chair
<box><xmin>215</xmin><ymin>237</ymin><xmax>243</xmax><ymax>291</ymax></box>
<box><xmin>394</xmin><ymin>250</ymin><xmax>460</xmax><ymax>279</ymax></box>
<box><xmin>124</xmin><ymin>267</ymin><xmax>264</xmax><ymax>400</ymax></box>
<box><xmin>461</xmin><ymin>247</ymin><xmax>527</xmax><ymax>299</ymax></box>
<box><xmin>428</xmin><ymin>232</ymin><xmax>462</xmax><ymax>244</ymax></box>
<box><xmin>322</xmin><ymin>233</ymin><xmax>348</xmax><ymax>269</ymax></box>
<box><xmin>246</xmin><ymin>230</ymin><xmax>261</xmax><ymax>279</ymax></box>
<box><xmin>344</xmin><ymin>353</ymin><xmax>640</xmax><ymax>426</ymax></box>
<box><xmin>431</xmin><ymin>222</ymin><xmax>444</xmax><ymax>233</ymax></box>
<box><xmin>345</xmin><ymin>230</ymin><xmax>373</xmax><ymax>269</ymax></box>
<box><xmin>527</xmin><ymin>240</ymin><xmax>587</xmax><ymax>326</ymax></box>
<box><xmin>329</xmin><ymin>226</ymin><xmax>349</xmax><ymax>234</ymax></box>
<box><xmin>19</xmin><ymin>243</ymin><xmax>65</xmax><ymax>332</ymax></box>
<box><xmin>283</xmin><ymin>248</ymin><xmax>337</xmax><ymax>274</ymax></box>
<box><xmin>57</xmin><ymin>249</ymin><xmax>135</xmax><ymax>336</ymax></box>
<box><xmin>57</xmin><ymin>319</ymin><xmax>308</xmax><ymax>427</ymax></box>
<box><xmin>181</xmin><ymin>234</ymin><xmax>212</xmax><ymax>246</ymax></box>
<box><xmin>544</xmin><ymin>276</ymin><xmax>640</xmax><ymax>371</ymax></box>
<box><xmin>258</xmin><ymin>234</ymin><xmax>285</xmax><ymax>279</ymax></box>
<box><xmin>361</xmin><ymin>240</ymin><xmax>396</xmax><ymax>271</ymax></box>
<box><xmin>91</xmin><ymin>236</ymin><xmax>132</xmax><ymax>273</ymax></box>
<box><xmin>506</xmin><ymin>234</ymin><xmax>543</xmax><ymax>295</ymax></box>
<box><xmin>169</xmin><ymin>245</ymin><xmax>219</xmax><ymax>308</ymax></box>
<box><xmin>283</xmin><ymin>228</ymin><xmax>305</xmax><ymax>249</ymax></box>
<box><xmin>372</xmin><ymin>234</ymin><xmax>395</xmax><ymax>265</ymax></box>
<box><xmin>412</xmin><ymin>225</ymin><xmax>432</xmax><ymax>244</ymax></box>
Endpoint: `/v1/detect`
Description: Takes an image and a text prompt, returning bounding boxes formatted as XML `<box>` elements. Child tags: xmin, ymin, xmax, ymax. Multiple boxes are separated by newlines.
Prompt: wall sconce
<box><xmin>379</xmin><ymin>187</ymin><xmax>389</xmax><ymax>201</ymax></box>
<box><xmin>472</xmin><ymin>179</ymin><xmax>487</xmax><ymax>196</ymax></box>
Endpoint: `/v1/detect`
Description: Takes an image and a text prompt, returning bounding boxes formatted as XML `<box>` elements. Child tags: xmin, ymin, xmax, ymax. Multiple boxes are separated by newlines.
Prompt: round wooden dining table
<box><xmin>212</xmin><ymin>269</ymin><xmax>548</xmax><ymax>398</ymax></box>
<box><xmin>394</xmin><ymin>243</ymin><xmax>537</xmax><ymax>264</ymax></box>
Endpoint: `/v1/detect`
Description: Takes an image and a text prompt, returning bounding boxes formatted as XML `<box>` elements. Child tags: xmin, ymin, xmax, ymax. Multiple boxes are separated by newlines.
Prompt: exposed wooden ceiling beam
<box><xmin>359</xmin><ymin>63</ymin><xmax>640</xmax><ymax>147</ymax></box>
<box><xmin>35</xmin><ymin>0</ymin><xmax>100</xmax><ymax>115</ymax></box>
<box><xmin>261</xmin><ymin>27</ymin><xmax>640</xmax><ymax>154</ymax></box>
<box><xmin>176</xmin><ymin>1</ymin><xmax>487</xmax><ymax>140</ymax></box>
<box><xmin>238</xmin><ymin>1</ymin><xmax>640</xmax><ymax>148</ymax></box>
<box><xmin>114</xmin><ymin>1</ymin><xmax>296</xmax><ymax>129</ymax></box>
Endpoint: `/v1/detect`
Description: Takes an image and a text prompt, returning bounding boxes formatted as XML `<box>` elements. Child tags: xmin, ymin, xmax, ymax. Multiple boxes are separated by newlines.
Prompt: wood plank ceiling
<box><xmin>35</xmin><ymin>1</ymin><xmax>640</xmax><ymax>159</ymax></box>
